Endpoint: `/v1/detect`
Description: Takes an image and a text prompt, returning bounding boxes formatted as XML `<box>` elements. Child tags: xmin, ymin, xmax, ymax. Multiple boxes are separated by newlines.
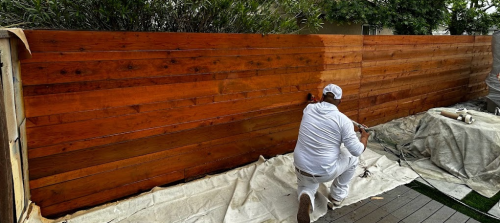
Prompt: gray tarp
<box><xmin>365</xmin><ymin>99</ymin><xmax>500</xmax><ymax>198</ymax></box>
<box><xmin>411</xmin><ymin>108</ymin><xmax>500</xmax><ymax>197</ymax></box>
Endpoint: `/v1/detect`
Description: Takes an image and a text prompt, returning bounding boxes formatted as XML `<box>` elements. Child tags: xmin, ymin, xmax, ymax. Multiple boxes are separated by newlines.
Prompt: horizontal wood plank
<box><xmin>364</xmin><ymin>35</ymin><xmax>474</xmax><ymax>45</ymax></box>
<box><xmin>22</xmin><ymin>52</ymin><xmax>358</xmax><ymax>86</ymax></box>
<box><xmin>360</xmin><ymin>69</ymin><xmax>470</xmax><ymax>94</ymax></box>
<box><xmin>361</xmin><ymin>56</ymin><xmax>472</xmax><ymax>77</ymax></box>
<box><xmin>361</xmin><ymin>65</ymin><xmax>471</xmax><ymax>84</ymax></box>
<box><xmin>473</xmin><ymin>45</ymin><xmax>491</xmax><ymax>53</ymax></box>
<box><xmin>27</xmin><ymin>104</ymin><xmax>306</xmax><ymax>159</ymax></box>
<box><xmin>26</xmin><ymin>86</ymin><xmax>304</xmax><ymax>128</ymax></box>
<box><xmin>474</xmin><ymin>36</ymin><xmax>492</xmax><ymax>43</ymax></box>
<box><xmin>362</xmin><ymin>54</ymin><xmax>472</xmax><ymax>68</ymax></box>
<box><xmin>363</xmin><ymin>43</ymin><xmax>475</xmax><ymax>52</ymax></box>
<box><xmin>31</xmin><ymin>127</ymin><xmax>299</xmax><ymax>207</ymax></box>
<box><xmin>24</xmin><ymin>64</ymin><xmax>360</xmax><ymax>97</ymax></box>
<box><xmin>22</xmin><ymin>46</ymin><xmax>363</xmax><ymax>63</ymax></box>
<box><xmin>30</xmin><ymin>122</ymin><xmax>300</xmax><ymax>189</ymax></box>
<box><xmin>185</xmin><ymin>140</ymin><xmax>296</xmax><ymax>179</ymax></box>
<box><xmin>27</xmin><ymin>91</ymin><xmax>308</xmax><ymax>148</ymax></box>
<box><xmin>24</xmin><ymin>30</ymin><xmax>362</xmax><ymax>53</ymax></box>
<box><xmin>24</xmin><ymin>80</ymin><xmax>221</xmax><ymax>117</ymax></box>
<box><xmin>363</xmin><ymin>45</ymin><xmax>474</xmax><ymax>61</ymax></box>
<box><xmin>41</xmin><ymin>170</ymin><xmax>184</xmax><ymax>217</ymax></box>
<box><xmin>28</xmin><ymin>109</ymin><xmax>303</xmax><ymax>180</ymax></box>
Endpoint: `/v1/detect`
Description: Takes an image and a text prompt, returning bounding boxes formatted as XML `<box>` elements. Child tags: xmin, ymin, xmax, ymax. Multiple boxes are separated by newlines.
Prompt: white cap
<box><xmin>323</xmin><ymin>84</ymin><xmax>342</xmax><ymax>99</ymax></box>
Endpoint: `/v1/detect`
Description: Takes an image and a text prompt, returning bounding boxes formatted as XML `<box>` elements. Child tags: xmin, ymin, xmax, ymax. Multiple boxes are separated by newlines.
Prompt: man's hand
<box><xmin>359</xmin><ymin>127</ymin><xmax>370</xmax><ymax>152</ymax></box>
<box><xmin>359</xmin><ymin>127</ymin><xmax>370</xmax><ymax>138</ymax></box>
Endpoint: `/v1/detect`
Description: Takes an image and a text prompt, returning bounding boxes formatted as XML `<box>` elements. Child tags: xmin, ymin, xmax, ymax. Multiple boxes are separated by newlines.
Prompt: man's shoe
<box><xmin>297</xmin><ymin>194</ymin><xmax>311</xmax><ymax>223</ymax></box>
<box><xmin>327</xmin><ymin>195</ymin><xmax>343</xmax><ymax>209</ymax></box>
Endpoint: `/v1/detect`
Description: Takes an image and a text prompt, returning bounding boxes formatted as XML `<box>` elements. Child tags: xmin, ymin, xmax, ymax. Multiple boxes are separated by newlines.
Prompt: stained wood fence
<box><xmin>19</xmin><ymin>30</ymin><xmax>491</xmax><ymax>217</ymax></box>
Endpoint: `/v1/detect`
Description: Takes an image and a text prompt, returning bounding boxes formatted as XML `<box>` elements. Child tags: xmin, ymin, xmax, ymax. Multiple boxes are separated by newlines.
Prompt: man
<box><xmin>294</xmin><ymin>84</ymin><xmax>370</xmax><ymax>223</ymax></box>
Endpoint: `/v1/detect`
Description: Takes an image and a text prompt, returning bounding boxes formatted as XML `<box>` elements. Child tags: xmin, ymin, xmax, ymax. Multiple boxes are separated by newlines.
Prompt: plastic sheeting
<box><xmin>354</xmin><ymin>99</ymin><xmax>500</xmax><ymax>218</ymax></box>
<box><xmin>25</xmin><ymin>149</ymin><xmax>417</xmax><ymax>223</ymax></box>
<box><xmin>411</xmin><ymin>107</ymin><xmax>500</xmax><ymax>198</ymax></box>
<box><xmin>487</xmin><ymin>31</ymin><xmax>500</xmax><ymax>107</ymax></box>
<box><xmin>365</xmin><ymin>99</ymin><xmax>500</xmax><ymax>199</ymax></box>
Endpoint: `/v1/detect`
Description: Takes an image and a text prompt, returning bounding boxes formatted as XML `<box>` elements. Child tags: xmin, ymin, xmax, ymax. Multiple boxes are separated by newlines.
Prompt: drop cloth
<box><xmin>25</xmin><ymin>148</ymin><xmax>417</xmax><ymax>223</ymax></box>
<box><xmin>411</xmin><ymin>107</ymin><xmax>500</xmax><ymax>198</ymax></box>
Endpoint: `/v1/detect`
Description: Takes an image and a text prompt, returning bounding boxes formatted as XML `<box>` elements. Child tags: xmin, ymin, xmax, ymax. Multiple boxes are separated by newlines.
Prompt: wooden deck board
<box><xmin>465</xmin><ymin>218</ymin><xmax>481</xmax><ymax>223</ymax></box>
<box><xmin>443</xmin><ymin>211</ymin><xmax>471</xmax><ymax>223</ymax></box>
<box><xmin>328</xmin><ymin>200</ymin><xmax>369</xmax><ymax>221</ymax></box>
<box><xmin>316</xmin><ymin>185</ymin><xmax>476</xmax><ymax>223</ymax></box>
<box><xmin>352</xmin><ymin>188</ymin><xmax>420</xmax><ymax>223</ymax></box>
<box><xmin>386</xmin><ymin>193</ymin><xmax>432</xmax><ymax>221</ymax></box>
<box><xmin>336</xmin><ymin>186</ymin><xmax>413</xmax><ymax>222</ymax></box>
<box><xmin>401</xmin><ymin>200</ymin><xmax>443</xmax><ymax>223</ymax></box>
<box><xmin>422</xmin><ymin>205</ymin><xmax>457</xmax><ymax>223</ymax></box>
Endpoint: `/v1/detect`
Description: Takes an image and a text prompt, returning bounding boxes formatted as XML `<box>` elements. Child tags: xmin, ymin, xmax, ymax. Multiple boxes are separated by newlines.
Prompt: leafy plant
<box><xmin>0</xmin><ymin>0</ymin><xmax>323</xmax><ymax>34</ymax></box>
<box><xmin>324</xmin><ymin>0</ymin><xmax>447</xmax><ymax>35</ymax></box>
<box><xmin>383</xmin><ymin>0</ymin><xmax>447</xmax><ymax>35</ymax></box>
<box><xmin>446</xmin><ymin>0</ymin><xmax>500</xmax><ymax>35</ymax></box>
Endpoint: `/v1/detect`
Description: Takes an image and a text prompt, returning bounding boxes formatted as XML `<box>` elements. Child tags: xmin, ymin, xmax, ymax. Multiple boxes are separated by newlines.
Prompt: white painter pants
<box><xmin>295</xmin><ymin>149</ymin><xmax>359</xmax><ymax>211</ymax></box>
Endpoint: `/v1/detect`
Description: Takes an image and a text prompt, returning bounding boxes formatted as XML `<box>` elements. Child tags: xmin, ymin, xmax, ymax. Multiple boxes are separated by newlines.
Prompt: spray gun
<box><xmin>306</xmin><ymin>93</ymin><xmax>318</xmax><ymax>103</ymax></box>
<box><xmin>351</xmin><ymin>119</ymin><xmax>372</xmax><ymax>132</ymax></box>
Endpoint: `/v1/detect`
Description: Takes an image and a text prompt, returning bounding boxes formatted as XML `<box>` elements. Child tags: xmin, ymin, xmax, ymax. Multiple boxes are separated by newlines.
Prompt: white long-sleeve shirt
<box><xmin>293</xmin><ymin>102</ymin><xmax>364</xmax><ymax>176</ymax></box>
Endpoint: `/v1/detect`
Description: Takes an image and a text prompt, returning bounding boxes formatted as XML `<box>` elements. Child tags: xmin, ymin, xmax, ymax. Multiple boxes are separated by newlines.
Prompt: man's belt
<box><xmin>295</xmin><ymin>167</ymin><xmax>322</xmax><ymax>178</ymax></box>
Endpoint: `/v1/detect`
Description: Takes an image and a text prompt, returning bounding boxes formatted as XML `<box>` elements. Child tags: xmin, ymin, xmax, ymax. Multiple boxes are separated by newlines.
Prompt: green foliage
<box><xmin>446</xmin><ymin>0</ymin><xmax>500</xmax><ymax>35</ymax></box>
<box><xmin>0</xmin><ymin>0</ymin><xmax>323</xmax><ymax>34</ymax></box>
<box><xmin>325</xmin><ymin>0</ymin><xmax>447</xmax><ymax>35</ymax></box>
<box><xmin>325</xmin><ymin>0</ymin><xmax>384</xmax><ymax>29</ymax></box>
<box><xmin>383</xmin><ymin>0</ymin><xmax>447</xmax><ymax>35</ymax></box>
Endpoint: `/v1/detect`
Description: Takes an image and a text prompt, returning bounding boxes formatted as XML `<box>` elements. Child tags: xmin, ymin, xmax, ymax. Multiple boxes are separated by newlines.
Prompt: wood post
<box><xmin>0</xmin><ymin>51</ymin><xmax>15</xmax><ymax>223</ymax></box>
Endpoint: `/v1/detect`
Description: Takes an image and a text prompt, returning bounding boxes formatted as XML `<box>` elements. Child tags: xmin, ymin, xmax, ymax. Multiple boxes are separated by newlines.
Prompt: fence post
<box><xmin>0</xmin><ymin>48</ymin><xmax>15</xmax><ymax>223</ymax></box>
<box><xmin>0</xmin><ymin>29</ymin><xmax>28</xmax><ymax>223</ymax></box>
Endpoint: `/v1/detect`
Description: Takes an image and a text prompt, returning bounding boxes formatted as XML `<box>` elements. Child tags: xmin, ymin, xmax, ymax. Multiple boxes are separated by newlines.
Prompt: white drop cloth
<box><xmin>26</xmin><ymin>148</ymin><xmax>418</xmax><ymax>223</ymax></box>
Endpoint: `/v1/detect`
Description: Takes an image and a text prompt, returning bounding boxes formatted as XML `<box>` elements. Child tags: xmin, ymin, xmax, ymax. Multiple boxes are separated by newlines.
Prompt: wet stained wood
<box><xmin>30</xmin><ymin>122</ymin><xmax>300</xmax><ymax>189</ymax></box>
<box><xmin>31</xmin><ymin>127</ymin><xmax>299</xmax><ymax>207</ymax></box>
<box><xmin>24</xmin><ymin>30</ymin><xmax>362</xmax><ymax>52</ymax></box>
<box><xmin>184</xmin><ymin>140</ymin><xmax>297</xmax><ymax>179</ymax></box>
<box><xmin>28</xmin><ymin>109</ymin><xmax>303</xmax><ymax>180</ymax></box>
<box><xmin>22</xmin><ymin>46</ymin><xmax>364</xmax><ymax>63</ymax></box>
<box><xmin>27</xmin><ymin>104</ymin><xmax>305</xmax><ymax>160</ymax></box>
<box><xmin>26</xmin><ymin>91</ymin><xmax>307</xmax><ymax>148</ymax></box>
<box><xmin>22</xmin><ymin>52</ymin><xmax>361</xmax><ymax>86</ymax></box>
<box><xmin>20</xmin><ymin>31</ymin><xmax>492</xmax><ymax>217</ymax></box>
<box><xmin>24</xmin><ymin>80</ymin><xmax>221</xmax><ymax>117</ymax></box>
<box><xmin>25</xmin><ymin>86</ymin><xmax>301</xmax><ymax>129</ymax></box>
<box><xmin>41</xmin><ymin>170</ymin><xmax>185</xmax><ymax>217</ymax></box>
<box><xmin>23</xmin><ymin>65</ymin><xmax>333</xmax><ymax>97</ymax></box>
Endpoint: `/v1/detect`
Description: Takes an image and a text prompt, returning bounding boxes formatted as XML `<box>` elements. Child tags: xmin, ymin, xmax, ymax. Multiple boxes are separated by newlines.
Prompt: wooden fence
<box><xmin>19</xmin><ymin>30</ymin><xmax>491</xmax><ymax>217</ymax></box>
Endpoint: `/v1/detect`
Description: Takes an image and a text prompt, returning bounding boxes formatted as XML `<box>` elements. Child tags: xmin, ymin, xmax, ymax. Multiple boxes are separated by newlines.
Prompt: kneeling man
<box><xmin>294</xmin><ymin>84</ymin><xmax>369</xmax><ymax>223</ymax></box>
